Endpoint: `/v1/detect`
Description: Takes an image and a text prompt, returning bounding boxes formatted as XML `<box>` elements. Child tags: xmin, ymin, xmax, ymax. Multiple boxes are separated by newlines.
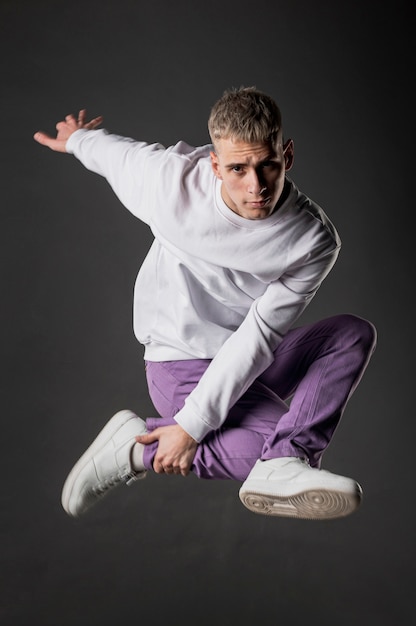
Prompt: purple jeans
<box><xmin>142</xmin><ymin>314</ymin><xmax>376</xmax><ymax>481</ymax></box>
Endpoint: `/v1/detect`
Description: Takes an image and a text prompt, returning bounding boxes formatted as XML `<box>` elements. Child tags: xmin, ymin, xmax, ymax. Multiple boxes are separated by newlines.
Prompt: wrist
<box><xmin>176</xmin><ymin>423</ymin><xmax>197</xmax><ymax>444</ymax></box>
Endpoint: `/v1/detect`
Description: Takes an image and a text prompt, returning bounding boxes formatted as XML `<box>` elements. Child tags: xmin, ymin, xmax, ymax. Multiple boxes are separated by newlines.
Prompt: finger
<box><xmin>33</xmin><ymin>131</ymin><xmax>67</xmax><ymax>153</ymax></box>
<box><xmin>78</xmin><ymin>109</ymin><xmax>87</xmax><ymax>125</ymax></box>
<box><xmin>136</xmin><ymin>433</ymin><xmax>158</xmax><ymax>444</ymax></box>
<box><xmin>86</xmin><ymin>115</ymin><xmax>104</xmax><ymax>130</ymax></box>
<box><xmin>34</xmin><ymin>131</ymin><xmax>60</xmax><ymax>149</ymax></box>
<box><xmin>65</xmin><ymin>114</ymin><xmax>76</xmax><ymax>122</ymax></box>
<box><xmin>153</xmin><ymin>460</ymin><xmax>164</xmax><ymax>474</ymax></box>
<box><xmin>33</xmin><ymin>131</ymin><xmax>52</xmax><ymax>145</ymax></box>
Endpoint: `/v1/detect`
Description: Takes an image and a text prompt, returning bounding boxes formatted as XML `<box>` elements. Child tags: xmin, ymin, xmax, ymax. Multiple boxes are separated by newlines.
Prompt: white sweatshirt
<box><xmin>66</xmin><ymin>129</ymin><xmax>341</xmax><ymax>442</ymax></box>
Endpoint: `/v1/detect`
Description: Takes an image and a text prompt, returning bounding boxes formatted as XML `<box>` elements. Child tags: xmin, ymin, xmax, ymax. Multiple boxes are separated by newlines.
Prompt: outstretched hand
<box><xmin>33</xmin><ymin>109</ymin><xmax>103</xmax><ymax>153</ymax></box>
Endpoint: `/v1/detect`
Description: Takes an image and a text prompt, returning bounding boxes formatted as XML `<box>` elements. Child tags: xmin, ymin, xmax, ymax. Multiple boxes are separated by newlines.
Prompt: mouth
<box><xmin>248</xmin><ymin>197</ymin><xmax>271</xmax><ymax>209</ymax></box>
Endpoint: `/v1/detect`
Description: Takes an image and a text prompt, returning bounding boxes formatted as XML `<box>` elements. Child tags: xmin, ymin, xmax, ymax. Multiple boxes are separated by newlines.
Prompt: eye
<box><xmin>232</xmin><ymin>165</ymin><xmax>244</xmax><ymax>173</ymax></box>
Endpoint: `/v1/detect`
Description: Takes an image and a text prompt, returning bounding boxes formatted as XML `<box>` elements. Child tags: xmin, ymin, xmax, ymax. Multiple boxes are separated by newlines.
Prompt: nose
<box><xmin>247</xmin><ymin>169</ymin><xmax>265</xmax><ymax>195</ymax></box>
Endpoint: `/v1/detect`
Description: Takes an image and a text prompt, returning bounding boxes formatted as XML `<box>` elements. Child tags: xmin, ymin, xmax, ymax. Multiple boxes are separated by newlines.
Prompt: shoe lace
<box><xmin>92</xmin><ymin>469</ymin><xmax>146</xmax><ymax>495</ymax></box>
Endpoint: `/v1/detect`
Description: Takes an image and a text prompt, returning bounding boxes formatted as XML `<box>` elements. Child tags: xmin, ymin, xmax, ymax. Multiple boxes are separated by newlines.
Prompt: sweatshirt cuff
<box><xmin>174</xmin><ymin>403</ymin><xmax>213</xmax><ymax>443</ymax></box>
<box><xmin>66</xmin><ymin>128</ymin><xmax>88</xmax><ymax>154</ymax></box>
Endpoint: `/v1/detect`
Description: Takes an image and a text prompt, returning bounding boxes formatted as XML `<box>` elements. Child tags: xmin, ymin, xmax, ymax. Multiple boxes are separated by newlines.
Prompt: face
<box><xmin>210</xmin><ymin>136</ymin><xmax>294</xmax><ymax>220</ymax></box>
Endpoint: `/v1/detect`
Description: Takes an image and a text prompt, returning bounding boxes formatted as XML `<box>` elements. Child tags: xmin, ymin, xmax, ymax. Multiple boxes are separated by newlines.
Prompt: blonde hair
<box><xmin>208</xmin><ymin>86</ymin><xmax>282</xmax><ymax>149</ymax></box>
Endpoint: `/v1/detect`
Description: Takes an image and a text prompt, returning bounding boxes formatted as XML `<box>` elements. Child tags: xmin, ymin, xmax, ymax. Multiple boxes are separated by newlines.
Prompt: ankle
<box><xmin>131</xmin><ymin>442</ymin><xmax>145</xmax><ymax>472</ymax></box>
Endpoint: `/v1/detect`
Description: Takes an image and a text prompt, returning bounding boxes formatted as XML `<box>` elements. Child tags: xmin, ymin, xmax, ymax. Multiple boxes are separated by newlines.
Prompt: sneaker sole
<box><xmin>239</xmin><ymin>487</ymin><xmax>362</xmax><ymax>520</ymax></box>
<box><xmin>61</xmin><ymin>410</ymin><xmax>145</xmax><ymax>516</ymax></box>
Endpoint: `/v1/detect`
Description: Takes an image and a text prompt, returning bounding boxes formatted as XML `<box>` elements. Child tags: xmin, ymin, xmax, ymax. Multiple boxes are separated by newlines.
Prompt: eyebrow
<box><xmin>225</xmin><ymin>155</ymin><xmax>280</xmax><ymax>169</ymax></box>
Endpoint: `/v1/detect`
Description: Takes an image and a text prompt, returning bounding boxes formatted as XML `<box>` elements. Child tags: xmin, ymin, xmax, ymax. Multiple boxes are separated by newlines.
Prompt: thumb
<box><xmin>33</xmin><ymin>131</ymin><xmax>52</xmax><ymax>145</ymax></box>
<box><xmin>136</xmin><ymin>432</ymin><xmax>158</xmax><ymax>445</ymax></box>
<box><xmin>33</xmin><ymin>131</ymin><xmax>67</xmax><ymax>153</ymax></box>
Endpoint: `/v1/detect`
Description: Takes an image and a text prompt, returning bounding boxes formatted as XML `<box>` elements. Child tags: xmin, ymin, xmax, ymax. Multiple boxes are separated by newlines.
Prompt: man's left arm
<box><xmin>174</xmin><ymin>243</ymin><xmax>340</xmax><ymax>443</ymax></box>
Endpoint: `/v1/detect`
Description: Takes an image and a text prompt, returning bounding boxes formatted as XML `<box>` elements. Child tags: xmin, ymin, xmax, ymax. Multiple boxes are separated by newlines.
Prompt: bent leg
<box><xmin>142</xmin><ymin>314</ymin><xmax>376</xmax><ymax>479</ymax></box>
<box><xmin>259</xmin><ymin>314</ymin><xmax>377</xmax><ymax>466</ymax></box>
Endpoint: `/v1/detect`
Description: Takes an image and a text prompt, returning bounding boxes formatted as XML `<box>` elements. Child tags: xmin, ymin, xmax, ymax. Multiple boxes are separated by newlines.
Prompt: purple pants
<box><xmin>142</xmin><ymin>314</ymin><xmax>376</xmax><ymax>481</ymax></box>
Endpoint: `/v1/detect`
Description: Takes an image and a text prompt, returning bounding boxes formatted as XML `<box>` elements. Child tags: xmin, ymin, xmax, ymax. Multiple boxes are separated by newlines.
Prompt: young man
<box><xmin>34</xmin><ymin>87</ymin><xmax>376</xmax><ymax>521</ymax></box>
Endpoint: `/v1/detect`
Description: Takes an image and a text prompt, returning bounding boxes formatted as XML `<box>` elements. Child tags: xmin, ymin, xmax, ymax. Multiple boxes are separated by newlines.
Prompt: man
<box><xmin>34</xmin><ymin>87</ymin><xmax>376</xmax><ymax>521</ymax></box>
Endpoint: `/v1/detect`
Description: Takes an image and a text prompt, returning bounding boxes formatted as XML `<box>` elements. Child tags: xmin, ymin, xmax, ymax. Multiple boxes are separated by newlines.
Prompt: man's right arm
<box><xmin>34</xmin><ymin>109</ymin><xmax>165</xmax><ymax>225</ymax></box>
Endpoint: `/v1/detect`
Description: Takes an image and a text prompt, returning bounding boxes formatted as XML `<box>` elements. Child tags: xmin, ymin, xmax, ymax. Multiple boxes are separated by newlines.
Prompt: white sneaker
<box><xmin>61</xmin><ymin>410</ymin><xmax>147</xmax><ymax>517</ymax></box>
<box><xmin>239</xmin><ymin>458</ymin><xmax>362</xmax><ymax>520</ymax></box>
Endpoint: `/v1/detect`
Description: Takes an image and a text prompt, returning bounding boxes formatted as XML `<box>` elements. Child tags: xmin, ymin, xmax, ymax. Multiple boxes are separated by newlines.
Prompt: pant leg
<box><xmin>143</xmin><ymin>360</ymin><xmax>288</xmax><ymax>480</ymax></box>
<box><xmin>259</xmin><ymin>313</ymin><xmax>377</xmax><ymax>467</ymax></box>
<box><xmin>142</xmin><ymin>313</ymin><xmax>376</xmax><ymax>479</ymax></box>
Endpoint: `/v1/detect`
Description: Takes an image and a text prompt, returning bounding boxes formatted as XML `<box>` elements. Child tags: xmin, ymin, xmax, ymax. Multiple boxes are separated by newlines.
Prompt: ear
<box><xmin>210</xmin><ymin>150</ymin><xmax>222</xmax><ymax>179</ymax></box>
<box><xmin>283</xmin><ymin>139</ymin><xmax>294</xmax><ymax>171</ymax></box>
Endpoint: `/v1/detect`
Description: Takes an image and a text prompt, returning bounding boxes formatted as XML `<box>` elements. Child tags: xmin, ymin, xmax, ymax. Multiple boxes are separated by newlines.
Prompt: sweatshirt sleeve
<box><xmin>174</xmin><ymin>242</ymin><xmax>340</xmax><ymax>442</ymax></box>
<box><xmin>66</xmin><ymin>128</ymin><xmax>166</xmax><ymax>224</ymax></box>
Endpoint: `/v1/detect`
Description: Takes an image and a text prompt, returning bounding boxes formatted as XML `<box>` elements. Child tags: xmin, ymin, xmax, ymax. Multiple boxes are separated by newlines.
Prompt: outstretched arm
<box><xmin>33</xmin><ymin>109</ymin><xmax>103</xmax><ymax>153</ymax></box>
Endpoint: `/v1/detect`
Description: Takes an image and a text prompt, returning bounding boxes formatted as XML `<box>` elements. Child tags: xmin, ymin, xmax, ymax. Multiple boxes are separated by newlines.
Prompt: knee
<box><xmin>334</xmin><ymin>313</ymin><xmax>377</xmax><ymax>353</ymax></box>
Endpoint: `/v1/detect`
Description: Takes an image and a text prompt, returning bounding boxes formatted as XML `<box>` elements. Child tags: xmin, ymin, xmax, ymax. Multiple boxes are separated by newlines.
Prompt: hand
<box><xmin>136</xmin><ymin>424</ymin><xmax>198</xmax><ymax>477</ymax></box>
<box><xmin>33</xmin><ymin>109</ymin><xmax>103</xmax><ymax>153</ymax></box>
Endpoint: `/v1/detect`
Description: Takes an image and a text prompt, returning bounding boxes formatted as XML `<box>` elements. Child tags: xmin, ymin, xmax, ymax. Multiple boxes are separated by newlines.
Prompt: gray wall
<box><xmin>1</xmin><ymin>1</ymin><xmax>413</xmax><ymax>624</ymax></box>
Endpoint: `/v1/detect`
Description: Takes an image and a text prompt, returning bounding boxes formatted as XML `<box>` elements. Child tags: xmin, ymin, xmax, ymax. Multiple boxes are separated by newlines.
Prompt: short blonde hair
<box><xmin>208</xmin><ymin>86</ymin><xmax>282</xmax><ymax>149</ymax></box>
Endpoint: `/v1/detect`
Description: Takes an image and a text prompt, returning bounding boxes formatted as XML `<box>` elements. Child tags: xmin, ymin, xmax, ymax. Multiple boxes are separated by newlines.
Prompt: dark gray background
<box><xmin>1</xmin><ymin>1</ymin><xmax>413</xmax><ymax>624</ymax></box>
